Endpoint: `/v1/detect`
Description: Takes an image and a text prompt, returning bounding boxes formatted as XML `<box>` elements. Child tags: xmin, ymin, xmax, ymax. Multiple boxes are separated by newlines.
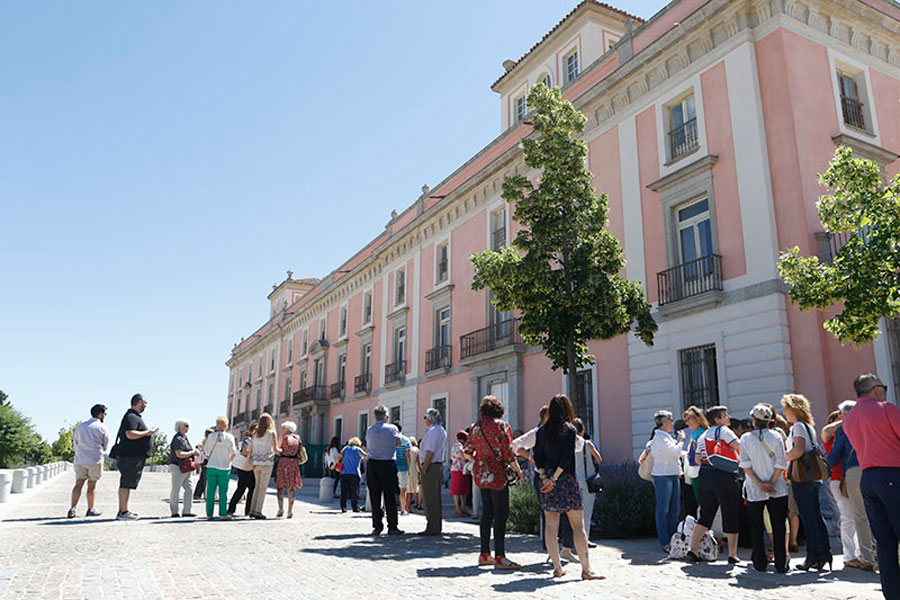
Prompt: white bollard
<box><xmin>25</xmin><ymin>467</ymin><xmax>35</xmax><ymax>488</ymax></box>
<box><xmin>40</xmin><ymin>465</ymin><xmax>49</xmax><ymax>482</ymax></box>
<box><xmin>318</xmin><ymin>477</ymin><xmax>332</xmax><ymax>502</ymax></box>
<box><xmin>34</xmin><ymin>467</ymin><xmax>42</xmax><ymax>485</ymax></box>
<box><xmin>11</xmin><ymin>470</ymin><xmax>26</xmax><ymax>493</ymax></box>
<box><xmin>0</xmin><ymin>474</ymin><xmax>9</xmax><ymax>502</ymax></box>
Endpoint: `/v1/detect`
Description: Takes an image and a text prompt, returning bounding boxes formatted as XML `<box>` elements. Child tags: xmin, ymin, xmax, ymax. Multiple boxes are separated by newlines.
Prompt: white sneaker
<box><xmin>401</xmin><ymin>510</ymin><xmax>409</xmax><ymax>516</ymax></box>
<box><xmin>116</xmin><ymin>511</ymin><xmax>139</xmax><ymax>521</ymax></box>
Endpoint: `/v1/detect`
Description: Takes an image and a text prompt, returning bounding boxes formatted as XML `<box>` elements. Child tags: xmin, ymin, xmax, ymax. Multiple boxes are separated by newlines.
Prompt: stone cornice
<box><xmin>647</xmin><ymin>155</ymin><xmax>719</xmax><ymax>192</ymax></box>
<box><xmin>832</xmin><ymin>133</ymin><xmax>900</xmax><ymax>164</ymax></box>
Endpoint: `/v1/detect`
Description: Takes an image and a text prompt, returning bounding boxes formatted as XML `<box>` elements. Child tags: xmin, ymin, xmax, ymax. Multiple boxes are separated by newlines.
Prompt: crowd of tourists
<box><xmin>66</xmin><ymin>371</ymin><xmax>899</xmax><ymax>594</ymax></box>
<box><xmin>638</xmin><ymin>372</ymin><xmax>900</xmax><ymax>599</ymax></box>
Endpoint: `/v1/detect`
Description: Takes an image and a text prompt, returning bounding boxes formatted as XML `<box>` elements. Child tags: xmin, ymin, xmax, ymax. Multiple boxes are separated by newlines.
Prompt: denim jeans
<box><xmin>652</xmin><ymin>475</ymin><xmax>680</xmax><ymax>547</ymax></box>
<box><xmin>860</xmin><ymin>467</ymin><xmax>900</xmax><ymax>600</ymax></box>
<box><xmin>792</xmin><ymin>481</ymin><xmax>832</xmax><ymax>562</ymax></box>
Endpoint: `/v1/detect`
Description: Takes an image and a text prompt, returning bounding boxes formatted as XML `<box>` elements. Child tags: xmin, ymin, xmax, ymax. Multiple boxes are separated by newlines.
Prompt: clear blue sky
<box><xmin>0</xmin><ymin>1</ymin><xmax>668</xmax><ymax>444</ymax></box>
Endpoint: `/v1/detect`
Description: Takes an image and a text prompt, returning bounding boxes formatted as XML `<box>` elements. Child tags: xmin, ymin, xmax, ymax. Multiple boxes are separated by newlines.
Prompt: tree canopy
<box><xmin>471</xmin><ymin>83</ymin><xmax>656</xmax><ymax>394</ymax></box>
<box><xmin>778</xmin><ymin>146</ymin><xmax>900</xmax><ymax>345</ymax></box>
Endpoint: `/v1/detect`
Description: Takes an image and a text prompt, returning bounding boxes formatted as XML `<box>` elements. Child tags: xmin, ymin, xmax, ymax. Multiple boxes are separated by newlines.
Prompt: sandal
<box><xmin>860</xmin><ymin>561</ymin><xmax>877</xmax><ymax>572</ymax></box>
<box><xmin>845</xmin><ymin>559</ymin><xmax>863</xmax><ymax>569</ymax></box>
<box><xmin>552</xmin><ymin>568</ymin><xmax>566</xmax><ymax>578</ymax></box>
<box><xmin>494</xmin><ymin>556</ymin><xmax>521</xmax><ymax>570</ymax></box>
<box><xmin>478</xmin><ymin>553</ymin><xmax>493</xmax><ymax>566</ymax></box>
<box><xmin>581</xmin><ymin>571</ymin><xmax>606</xmax><ymax>581</ymax></box>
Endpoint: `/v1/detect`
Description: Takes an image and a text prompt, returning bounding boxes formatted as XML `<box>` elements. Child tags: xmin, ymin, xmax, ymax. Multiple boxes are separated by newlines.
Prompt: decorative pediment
<box><xmin>308</xmin><ymin>339</ymin><xmax>329</xmax><ymax>357</ymax></box>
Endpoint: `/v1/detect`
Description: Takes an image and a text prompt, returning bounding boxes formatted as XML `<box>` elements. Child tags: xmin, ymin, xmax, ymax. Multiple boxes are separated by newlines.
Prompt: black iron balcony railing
<box><xmin>460</xmin><ymin>318</ymin><xmax>522</xmax><ymax>360</ymax></box>
<box><xmin>354</xmin><ymin>373</ymin><xmax>371</xmax><ymax>395</ymax></box>
<box><xmin>841</xmin><ymin>96</ymin><xmax>866</xmax><ymax>130</ymax></box>
<box><xmin>385</xmin><ymin>361</ymin><xmax>406</xmax><ymax>385</ymax></box>
<box><xmin>279</xmin><ymin>400</ymin><xmax>290</xmax><ymax>415</ymax></box>
<box><xmin>232</xmin><ymin>411</ymin><xmax>247</xmax><ymax>426</ymax></box>
<box><xmin>492</xmin><ymin>227</ymin><xmax>506</xmax><ymax>251</ymax></box>
<box><xmin>657</xmin><ymin>254</ymin><xmax>723</xmax><ymax>306</ymax></box>
<box><xmin>292</xmin><ymin>389</ymin><xmax>304</xmax><ymax>406</ymax></box>
<box><xmin>669</xmin><ymin>117</ymin><xmax>699</xmax><ymax>160</ymax></box>
<box><xmin>262</xmin><ymin>404</ymin><xmax>273</xmax><ymax>416</ymax></box>
<box><xmin>330</xmin><ymin>381</ymin><xmax>345</xmax><ymax>400</ymax></box>
<box><xmin>425</xmin><ymin>345</ymin><xmax>452</xmax><ymax>371</ymax></box>
<box><xmin>250</xmin><ymin>408</ymin><xmax>260</xmax><ymax>422</ymax></box>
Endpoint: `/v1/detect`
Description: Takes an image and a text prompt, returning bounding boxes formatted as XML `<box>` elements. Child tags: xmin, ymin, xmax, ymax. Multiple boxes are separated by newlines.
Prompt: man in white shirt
<box><xmin>68</xmin><ymin>404</ymin><xmax>110</xmax><ymax>518</ymax></box>
<box><xmin>419</xmin><ymin>407</ymin><xmax>447</xmax><ymax>536</ymax></box>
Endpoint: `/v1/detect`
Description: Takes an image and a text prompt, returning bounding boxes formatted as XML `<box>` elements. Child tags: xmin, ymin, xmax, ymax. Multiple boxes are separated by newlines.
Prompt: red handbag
<box><xmin>179</xmin><ymin>457</ymin><xmax>198</xmax><ymax>473</ymax></box>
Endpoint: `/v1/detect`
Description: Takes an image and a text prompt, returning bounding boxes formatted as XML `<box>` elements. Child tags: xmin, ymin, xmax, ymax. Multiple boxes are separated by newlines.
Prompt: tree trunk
<box><xmin>566</xmin><ymin>330</ymin><xmax>580</xmax><ymax>415</ymax></box>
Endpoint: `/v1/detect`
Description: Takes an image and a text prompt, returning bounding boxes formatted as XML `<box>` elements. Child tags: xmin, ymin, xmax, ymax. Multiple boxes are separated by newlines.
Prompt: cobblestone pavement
<box><xmin>0</xmin><ymin>472</ymin><xmax>883</xmax><ymax>599</ymax></box>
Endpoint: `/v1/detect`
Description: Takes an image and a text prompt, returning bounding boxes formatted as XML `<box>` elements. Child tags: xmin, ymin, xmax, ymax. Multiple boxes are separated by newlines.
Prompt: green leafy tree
<box><xmin>51</xmin><ymin>424</ymin><xmax>77</xmax><ymax>462</ymax></box>
<box><xmin>778</xmin><ymin>146</ymin><xmax>900</xmax><ymax>346</ymax></box>
<box><xmin>0</xmin><ymin>403</ymin><xmax>36</xmax><ymax>468</ymax></box>
<box><xmin>471</xmin><ymin>83</ymin><xmax>657</xmax><ymax>401</ymax></box>
<box><xmin>151</xmin><ymin>432</ymin><xmax>170</xmax><ymax>465</ymax></box>
<box><xmin>0</xmin><ymin>390</ymin><xmax>8</xmax><ymax>406</ymax></box>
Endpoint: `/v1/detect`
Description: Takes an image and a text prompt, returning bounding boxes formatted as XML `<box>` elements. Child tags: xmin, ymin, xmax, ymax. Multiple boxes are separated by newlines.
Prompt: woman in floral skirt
<box><xmin>534</xmin><ymin>394</ymin><xmax>604</xmax><ymax>581</ymax></box>
<box><xmin>275</xmin><ymin>421</ymin><xmax>303</xmax><ymax>518</ymax></box>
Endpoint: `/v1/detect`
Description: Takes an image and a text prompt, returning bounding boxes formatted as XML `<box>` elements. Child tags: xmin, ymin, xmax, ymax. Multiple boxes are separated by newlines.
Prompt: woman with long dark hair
<box><xmin>325</xmin><ymin>436</ymin><xmax>341</xmax><ymax>497</ymax></box>
<box><xmin>534</xmin><ymin>394</ymin><xmax>604</xmax><ymax>581</ymax></box>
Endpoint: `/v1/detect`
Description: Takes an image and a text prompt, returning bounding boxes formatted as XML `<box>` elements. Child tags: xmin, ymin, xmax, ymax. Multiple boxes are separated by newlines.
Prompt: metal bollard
<box><xmin>11</xmin><ymin>470</ymin><xmax>26</xmax><ymax>493</ymax></box>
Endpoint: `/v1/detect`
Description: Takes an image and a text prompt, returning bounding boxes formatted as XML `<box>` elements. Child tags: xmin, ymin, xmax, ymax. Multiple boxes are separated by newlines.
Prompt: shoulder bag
<box><xmin>638</xmin><ymin>450</ymin><xmax>654</xmax><ymax>482</ymax></box>
<box><xmin>788</xmin><ymin>422</ymin><xmax>832</xmax><ymax>483</ymax></box>
<box><xmin>478</xmin><ymin>421</ymin><xmax>519</xmax><ymax>487</ymax></box>
<box><xmin>705</xmin><ymin>426</ymin><xmax>740</xmax><ymax>474</ymax></box>
<box><xmin>583</xmin><ymin>441</ymin><xmax>603</xmax><ymax>493</ymax></box>
<box><xmin>108</xmin><ymin>414</ymin><xmax>128</xmax><ymax>460</ymax></box>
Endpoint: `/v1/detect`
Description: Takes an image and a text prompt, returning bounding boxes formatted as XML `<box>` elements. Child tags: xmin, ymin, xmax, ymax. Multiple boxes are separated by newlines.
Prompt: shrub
<box><xmin>590</xmin><ymin>461</ymin><xmax>656</xmax><ymax>539</ymax></box>
<box><xmin>508</xmin><ymin>481</ymin><xmax>541</xmax><ymax>534</ymax></box>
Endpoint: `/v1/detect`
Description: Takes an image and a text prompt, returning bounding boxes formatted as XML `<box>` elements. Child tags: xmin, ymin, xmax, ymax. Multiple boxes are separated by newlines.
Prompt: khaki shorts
<box><xmin>74</xmin><ymin>463</ymin><xmax>103</xmax><ymax>481</ymax></box>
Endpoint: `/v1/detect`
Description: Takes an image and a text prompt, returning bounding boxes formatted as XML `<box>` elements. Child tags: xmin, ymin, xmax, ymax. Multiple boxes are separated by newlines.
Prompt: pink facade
<box><xmin>227</xmin><ymin>0</ymin><xmax>900</xmax><ymax>460</ymax></box>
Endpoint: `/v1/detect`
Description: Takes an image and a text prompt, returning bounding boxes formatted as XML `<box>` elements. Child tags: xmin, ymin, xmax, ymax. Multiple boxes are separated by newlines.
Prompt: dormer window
<box><xmin>515</xmin><ymin>95</ymin><xmax>527</xmax><ymax>122</ymax></box>
<box><xmin>541</xmin><ymin>74</ymin><xmax>551</xmax><ymax>88</ymax></box>
<box><xmin>565</xmin><ymin>50</ymin><xmax>579</xmax><ymax>84</ymax></box>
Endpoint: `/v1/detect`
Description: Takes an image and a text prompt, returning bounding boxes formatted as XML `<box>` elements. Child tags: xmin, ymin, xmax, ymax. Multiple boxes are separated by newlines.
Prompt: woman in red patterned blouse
<box><xmin>465</xmin><ymin>395</ymin><xmax>524</xmax><ymax>570</ymax></box>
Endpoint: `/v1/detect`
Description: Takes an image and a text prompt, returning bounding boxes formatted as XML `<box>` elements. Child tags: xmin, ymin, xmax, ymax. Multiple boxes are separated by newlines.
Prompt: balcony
<box><xmin>425</xmin><ymin>345</ymin><xmax>452</xmax><ymax>372</ymax></box>
<box><xmin>669</xmin><ymin>117</ymin><xmax>699</xmax><ymax>161</ymax></box>
<box><xmin>232</xmin><ymin>411</ymin><xmax>247</xmax><ymax>426</ymax></box>
<box><xmin>841</xmin><ymin>96</ymin><xmax>866</xmax><ymax>130</ymax></box>
<box><xmin>262</xmin><ymin>404</ymin><xmax>273</xmax><ymax>416</ymax></box>
<box><xmin>292</xmin><ymin>385</ymin><xmax>327</xmax><ymax>408</ymax></box>
<box><xmin>460</xmin><ymin>318</ymin><xmax>523</xmax><ymax>361</ymax></box>
<box><xmin>250</xmin><ymin>408</ymin><xmax>260</xmax><ymax>422</ymax></box>
<box><xmin>279</xmin><ymin>400</ymin><xmax>291</xmax><ymax>415</ymax></box>
<box><xmin>657</xmin><ymin>254</ymin><xmax>723</xmax><ymax>313</ymax></box>
<box><xmin>384</xmin><ymin>361</ymin><xmax>406</xmax><ymax>386</ymax></box>
<box><xmin>354</xmin><ymin>373</ymin><xmax>371</xmax><ymax>395</ymax></box>
<box><xmin>330</xmin><ymin>381</ymin><xmax>345</xmax><ymax>400</ymax></box>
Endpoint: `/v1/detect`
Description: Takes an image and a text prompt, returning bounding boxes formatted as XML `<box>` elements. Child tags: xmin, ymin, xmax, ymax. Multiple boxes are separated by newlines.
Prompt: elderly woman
<box><xmin>465</xmin><ymin>395</ymin><xmax>524</xmax><ymax>569</ymax></box>
<box><xmin>782</xmin><ymin>394</ymin><xmax>832</xmax><ymax>571</ymax></box>
<box><xmin>276</xmin><ymin>420</ymin><xmax>303</xmax><ymax>518</ymax></box>
<box><xmin>337</xmin><ymin>437</ymin><xmax>366</xmax><ymax>512</ymax></box>
<box><xmin>687</xmin><ymin>405</ymin><xmax>742</xmax><ymax>564</ymax></box>
<box><xmin>203</xmin><ymin>416</ymin><xmax>237</xmax><ymax>520</ymax></box>
<box><xmin>169</xmin><ymin>418</ymin><xmax>201</xmax><ymax>518</ymax></box>
<box><xmin>648</xmin><ymin>410</ymin><xmax>685</xmax><ymax>552</ymax></box>
<box><xmin>740</xmin><ymin>404</ymin><xmax>789</xmax><ymax>573</ymax></box>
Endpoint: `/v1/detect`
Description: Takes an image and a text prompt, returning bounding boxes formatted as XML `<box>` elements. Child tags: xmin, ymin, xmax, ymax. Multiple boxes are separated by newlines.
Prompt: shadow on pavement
<box><xmin>299</xmin><ymin>531</ymin><xmax>479</xmax><ymax>561</ymax></box>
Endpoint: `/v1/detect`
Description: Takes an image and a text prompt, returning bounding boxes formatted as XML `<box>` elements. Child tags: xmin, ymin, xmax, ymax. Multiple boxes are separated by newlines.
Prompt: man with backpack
<box><xmin>110</xmin><ymin>393</ymin><xmax>157</xmax><ymax>520</ymax></box>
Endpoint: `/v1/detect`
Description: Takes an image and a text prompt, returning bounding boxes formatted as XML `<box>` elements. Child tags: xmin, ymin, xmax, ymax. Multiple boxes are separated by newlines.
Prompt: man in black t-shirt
<box><xmin>114</xmin><ymin>393</ymin><xmax>158</xmax><ymax>520</ymax></box>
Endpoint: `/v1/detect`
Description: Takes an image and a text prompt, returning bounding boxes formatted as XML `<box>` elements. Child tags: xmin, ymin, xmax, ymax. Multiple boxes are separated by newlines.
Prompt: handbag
<box><xmin>334</xmin><ymin>460</ymin><xmax>344</xmax><ymax>473</ymax></box>
<box><xmin>109</xmin><ymin>415</ymin><xmax>126</xmax><ymax>460</ymax></box>
<box><xmin>788</xmin><ymin>422</ymin><xmax>832</xmax><ymax>483</ymax></box>
<box><xmin>705</xmin><ymin>426</ymin><xmax>740</xmax><ymax>474</ymax></box>
<box><xmin>583</xmin><ymin>442</ymin><xmax>603</xmax><ymax>493</ymax></box>
<box><xmin>298</xmin><ymin>443</ymin><xmax>308</xmax><ymax>466</ymax></box>
<box><xmin>477</xmin><ymin>421</ymin><xmax>519</xmax><ymax>486</ymax></box>
<box><xmin>638</xmin><ymin>452</ymin><xmax>654</xmax><ymax>481</ymax></box>
<box><xmin>179</xmin><ymin>457</ymin><xmax>198</xmax><ymax>473</ymax></box>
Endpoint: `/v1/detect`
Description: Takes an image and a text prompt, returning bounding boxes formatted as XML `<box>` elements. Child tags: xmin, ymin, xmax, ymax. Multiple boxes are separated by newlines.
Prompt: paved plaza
<box><xmin>0</xmin><ymin>471</ymin><xmax>884</xmax><ymax>599</ymax></box>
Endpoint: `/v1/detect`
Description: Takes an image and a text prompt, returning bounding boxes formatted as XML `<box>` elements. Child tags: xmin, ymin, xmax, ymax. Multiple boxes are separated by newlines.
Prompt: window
<box><xmin>394</xmin><ymin>327</ymin><xmax>407</xmax><ymax>363</ymax></box>
<box><xmin>256</xmin><ymin>388</ymin><xmax>261</xmax><ymax>408</ymax></box>
<box><xmin>395</xmin><ymin>269</ymin><xmax>406</xmax><ymax>306</ymax></box>
<box><xmin>680</xmin><ymin>344</ymin><xmax>719</xmax><ymax>410</ymax></box>
<box><xmin>339</xmin><ymin>306</ymin><xmax>348</xmax><ymax>338</ymax></box>
<box><xmin>362</xmin><ymin>343</ymin><xmax>372</xmax><ymax>375</ymax></box>
<box><xmin>606</xmin><ymin>35</ymin><xmax>619</xmax><ymax>51</ymax></box>
<box><xmin>285</xmin><ymin>375</ymin><xmax>291</xmax><ymax>401</ymax></box>
<box><xmin>338</xmin><ymin>354</ymin><xmax>347</xmax><ymax>384</ymax></box>
<box><xmin>269</xmin><ymin>349</ymin><xmax>275</xmax><ymax>373</ymax></box>
<box><xmin>886</xmin><ymin>318</ymin><xmax>900</xmax><ymax>405</ymax></box>
<box><xmin>319</xmin><ymin>317</ymin><xmax>327</xmax><ymax>342</ymax></box>
<box><xmin>390</xmin><ymin>406</ymin><xmax>401</xmax><ymax>424</ymax></box>
<box><xmin>437</xmin><ymin>308</ymin><xmax>451</xmax><ymax>348</ymax></box>
<box><xmin>334</xmin><ymin>417</ymin><xmax>343</xmax><ymax>442</ymax></box>
<box><xmin>491</xmin><ymin>208</ymin><xmax>507</xmax><ymax>250</ymax></box>
<box><xmin>565</xmin><ymin>50</ymin><xmax>579</xmax><ymax>84</ymax></box>
<box><xmin>668</xmin><ymin>95</ymin><xmax>698</xmax><ymax>160</ymax></box>
<box><xmin>435</xmin><ymin>242</ymin><xmax>449</xmax><ymax>283</ymax></box>
<box><xmin>314</xmin><ymin>358</ymin><xmax>325</xmax><ymax>387</ymax></box>
<box><xmin>676</xmin><ymin>199</ymin><xmax>713</xmax><ymax>266</ymax></box>
<box><xmin>267</xmin><ymin>383</ymin><xmax>274</xmax><ymax>407</ymax></box>
<box><xmin>301</xmin><ymin>330</ymin><xmax>308</xmax><ymax>357</ymax></box>
<box><xmin>541</xmin><ymin>74</ymin><xmax>552</xmax><ymax>88</ymax></box>
<box><xmin>363</xmin><ymin>291</ymin><xmax>373</xmax><ymax>324</ymax></box>
<box><xmin>359</xmin><ymin>412</ymin><xmax>369</xmax><ymax>445</ymax></box>
<box><xmin>257</xmin><ymin>357</ymin><xmax>263</xmax><ymax>379</ymax></box>
<box><xmin>286</xmin><ymin>340</ymin><xmax>293</xmax><ymax>365</ymax></box>
<box><xmin>515</xmin><ymin>95</ymin><xmax>527</xmax><ymax>122</ymax></box>
<box><xmin>838</xmin><ymin>71</ymin><xmax>866</xmax><ymax>130</ymax></box>
<box><xmin>299</xmin><ymin>370</ymin><xmax>307</xmax><ymax>391</ymax></box>
<box><xmin>572</xmin><ymin>369</ymin><xmax>595</xmax><ymax>441</ymax></box>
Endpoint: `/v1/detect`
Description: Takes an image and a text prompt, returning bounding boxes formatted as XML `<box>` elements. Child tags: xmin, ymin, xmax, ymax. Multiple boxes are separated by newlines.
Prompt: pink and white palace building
<box><xmin>226</xmin><ymin>0</ymin><xmax>900</xmax><ymax>463</ymax></box>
